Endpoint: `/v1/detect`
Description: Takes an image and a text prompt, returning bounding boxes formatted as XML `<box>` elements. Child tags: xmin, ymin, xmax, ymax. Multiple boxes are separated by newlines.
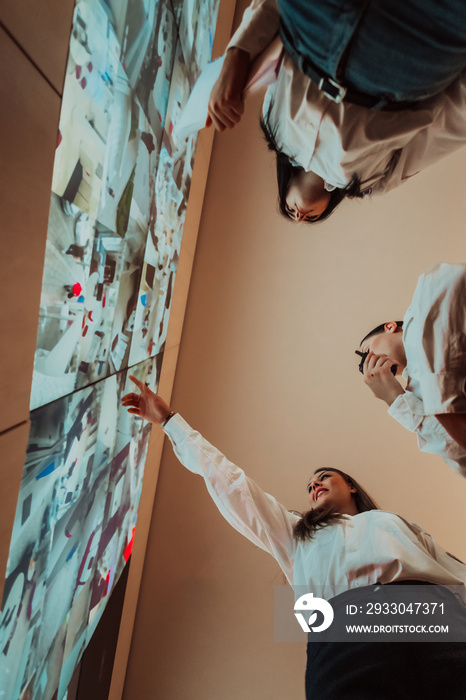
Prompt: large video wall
<box><xmin>0</xmin><ymin>0</ymin><xmax>220</xmax><ymax>698</ymax></box>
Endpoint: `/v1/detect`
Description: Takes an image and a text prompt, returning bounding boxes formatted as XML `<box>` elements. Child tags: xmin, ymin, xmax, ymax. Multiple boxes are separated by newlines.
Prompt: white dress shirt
<box><xmin>389</xmin><ymin>263</ymin><xmax>466</xmax><ymax>478</ymax></box>
<box><xmin>164</xmin><ymin>414</ymin><xmax>466</xmax><ymax>600</ymax></box>
<box><xmin>228</xmin><ymin>0</ymin><xmax>466</xmax><ymax>194</ymax></box>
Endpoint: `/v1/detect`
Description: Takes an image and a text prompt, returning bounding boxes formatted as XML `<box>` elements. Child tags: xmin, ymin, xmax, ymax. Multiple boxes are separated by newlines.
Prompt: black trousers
<box><xmin>305</xmin><ymin>583</ymin><xmax>466</xmax><ymax>700</ymax></box>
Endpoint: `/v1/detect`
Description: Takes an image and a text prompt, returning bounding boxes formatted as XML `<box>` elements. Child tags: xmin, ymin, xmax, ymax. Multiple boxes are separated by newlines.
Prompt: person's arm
<box><xmin>122</xmin><ymin>377</ymin><xmax>297</xmax><ymax>582</ymax></box>
<box><xmin>362</xmin><ymin>352</ymin><xmax>404</xmax><ymax>406</ymax></box>
<box><xmin>373</xmin><ymin>72</ymin><xmax>466</xmax><ymax>194</ymax></box>
<box><xmin>387</xmin><ymin>391</ymin><xmax>426</xmax><ymax>433</ymax></box>
<box><xmin>206</xmin><ymin>48</ymin><xmax>251</xmax><ymax>131</ymax></box>
<box><xmin>361</xmin><ymin>353</ymin><xmax>466</xmax><ymax>462</ymax></box>
<box><xmin>404</xmin><ymin>520</ymin><xmax>466</xmax><ymax>583</ymax></box>
<box><xmin>206</xmin><ymin>0</ymin><xmax>281</xmax><ymax>131</ymax></box>
<box><xmin>410</xmin><ymin>264</ymin><xmax>466</xmax><ymax>450</ymax></box>
<box><xmin>388</xmin><ymin>393</ymin><xmax>466</xmax><ymax>478</ymax></box>
<box><xmin>227</xmin><ymin>0</ymin><xmax>281</xmax><ymax>61</ymax></box>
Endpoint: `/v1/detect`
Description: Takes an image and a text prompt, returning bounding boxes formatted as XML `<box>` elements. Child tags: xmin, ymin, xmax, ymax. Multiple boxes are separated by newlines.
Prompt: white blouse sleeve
<box><xmin>388</xmin><ymin>394</ymin><xmax>466</xmax><ymax>479</ymax></box>
<box><xmin>164</xmin><ymin>414</ymin><xmax>298</xmax><ymax>583</ymax></box>
<box><xmin>410</xmin><ymin>265</ymin><xmax>466</xmax><ymax>415</ymax></box>
<box><xmin>405</xmin><ymin>520</ymin><xmax>466</xmax><ymax>586</ymax></box>
<box><xmin>227</xmin><ymin>0</ymin><xmax>281</xmax><ymax>61</ymax></box>
<box><xmin>388</xmin><ymin>392</ymin><xmax>425</xmax><ymax>432</ymax></box>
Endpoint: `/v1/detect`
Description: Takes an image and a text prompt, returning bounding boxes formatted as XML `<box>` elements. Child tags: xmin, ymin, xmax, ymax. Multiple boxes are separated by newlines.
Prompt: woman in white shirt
<box><xmin>123</xmin><ymin>377</ymin><xmax>466</xmax><ymax>699</ymax></box>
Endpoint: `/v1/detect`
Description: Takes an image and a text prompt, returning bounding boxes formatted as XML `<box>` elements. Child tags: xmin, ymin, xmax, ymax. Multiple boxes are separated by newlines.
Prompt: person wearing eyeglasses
<box><xmin>357</xmin><ymin>263</ymin><xmax>466</xmax><ymax>478</ymax></box>
<box><xmin>122</xmin><ymin>378</ymin><xmax>466</xmax><ymax>699</ymax></box>
<box><xmin>207</xmin><ymin>0</ymin><xmax>466</xmax><ymax>224</ymax></box>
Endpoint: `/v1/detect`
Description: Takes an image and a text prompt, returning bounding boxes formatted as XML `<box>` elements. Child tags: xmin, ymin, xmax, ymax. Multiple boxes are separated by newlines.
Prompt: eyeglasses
<box><xmin>354</xmin><ymin>350</ymin><xmax>397</xmax><ymax>376</ymax></box>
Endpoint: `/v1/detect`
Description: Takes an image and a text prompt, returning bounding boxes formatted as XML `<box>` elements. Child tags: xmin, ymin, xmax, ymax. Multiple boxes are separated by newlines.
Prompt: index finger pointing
<box><xmin>129</xmin><ymin>374</ymin><xmax>144</xmax><ymax>391</ymax></box>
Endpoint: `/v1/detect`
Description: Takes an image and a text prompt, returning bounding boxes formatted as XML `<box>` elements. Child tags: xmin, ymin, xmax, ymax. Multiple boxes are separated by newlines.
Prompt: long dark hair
<box><xmin>293</xmin><ymin>468</ymin><xmax>379</xmax><ymax>542</ymax></box>
<box><xmin>259</xmin><ymin>114</ymin><xmax>363</xmax><ymax>223</ymax></box>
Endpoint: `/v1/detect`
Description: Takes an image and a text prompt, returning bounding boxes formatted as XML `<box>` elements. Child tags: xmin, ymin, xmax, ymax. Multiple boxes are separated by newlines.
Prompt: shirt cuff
<box><xmin>163</xmin><ymin>412</ymin><xmax>190</xmax><ymax>441</ymax></box>
<box><xmin>388</xmin><ymin>392</ymin><xmax>424</xmax><ymax>432</ymax></box>
<box><xmin>227</xmin><ymin>0</ymin><xmax>281</xmax><ymax>61</ymax></box>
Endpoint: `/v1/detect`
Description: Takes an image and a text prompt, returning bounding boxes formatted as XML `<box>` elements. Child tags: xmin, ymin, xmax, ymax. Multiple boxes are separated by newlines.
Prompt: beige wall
<box><xmin>124</xmin><ymin>2</ymin><xmax>466</xmax><ymax>697</ymax></box>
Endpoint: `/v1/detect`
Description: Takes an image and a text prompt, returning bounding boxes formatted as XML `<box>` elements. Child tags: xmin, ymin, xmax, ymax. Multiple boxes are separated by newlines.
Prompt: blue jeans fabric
<box><xmin>277</xmin><ymin>0</ymin><xmax>466</xmax><ymax>101</ymax></box>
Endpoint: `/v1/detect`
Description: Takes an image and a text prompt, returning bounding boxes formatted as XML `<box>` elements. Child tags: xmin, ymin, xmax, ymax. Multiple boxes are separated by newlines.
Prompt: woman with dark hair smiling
<box><xmin>207</xmin><ymin>0</ymin><xmax>466</xmax><ymax>224</ymax></box>
<box><xmin>259</xmin><ymin>113</ymin><xmax>364</xmax><ymax>223</ymax></box>
<box><xmin>123</xmin><ymin>377</ymin><xmax>466</xmax><ymax>699</ymax></box>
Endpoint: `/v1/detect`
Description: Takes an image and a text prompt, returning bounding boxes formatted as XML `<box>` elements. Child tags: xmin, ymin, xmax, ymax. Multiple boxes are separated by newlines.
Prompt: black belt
<box><xmin>279</xmin><ymin>19</ymin><xmax>429</xmax><ymax>111</ymax></box>
<box><xmin>301</xmin><ymin>57</ymin><xmax>424</xmax><ymax>111</ymax></box>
